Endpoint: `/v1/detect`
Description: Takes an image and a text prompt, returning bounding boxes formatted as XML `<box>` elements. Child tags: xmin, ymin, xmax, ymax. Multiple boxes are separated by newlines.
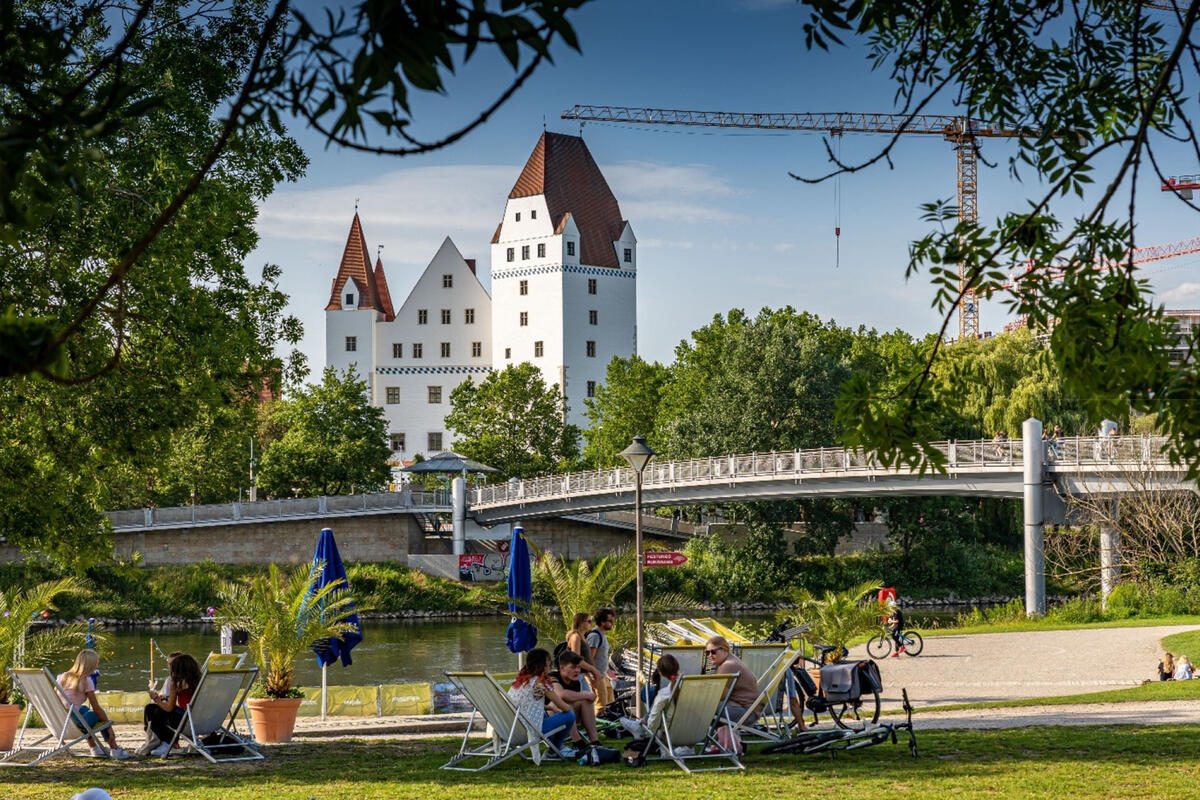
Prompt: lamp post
<box><xmin>620</xmin><ymin>434</ymin><xmax>656</xmax><ymax>719</ymax></box>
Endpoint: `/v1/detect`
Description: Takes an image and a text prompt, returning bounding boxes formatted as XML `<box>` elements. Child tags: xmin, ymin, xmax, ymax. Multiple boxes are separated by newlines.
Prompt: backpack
<box><xmin>621</xmin><ymin>738</ymin><xmax>654</xmax><ymax>767</ymax></box>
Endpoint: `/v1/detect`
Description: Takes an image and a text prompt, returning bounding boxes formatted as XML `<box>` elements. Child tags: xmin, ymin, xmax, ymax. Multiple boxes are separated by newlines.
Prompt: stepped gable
<box><xmin>325</xmin><ymin>212</ymin><xmax>385</xmax><ymax>313</ymax></box>
<box><xmin>373</xmin><ymin>255</ymin><xmax>395</xmax><ymax>320</ymax></box>
<box><xmin>504</xmin><ymin>132</ymin><xmax>624</xmax><ymax>268</ymax></box>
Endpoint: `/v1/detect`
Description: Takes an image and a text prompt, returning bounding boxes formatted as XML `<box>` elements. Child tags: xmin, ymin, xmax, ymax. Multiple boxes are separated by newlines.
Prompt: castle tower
<box><xmin>325</xmin><ymin>212</ymin><xmax>389</xmax><ymax>399</ymax></box>
<box><xmin>489</xmin><ymin>132</ymin><xmax>637</xmax><ymax>429</ymax></box>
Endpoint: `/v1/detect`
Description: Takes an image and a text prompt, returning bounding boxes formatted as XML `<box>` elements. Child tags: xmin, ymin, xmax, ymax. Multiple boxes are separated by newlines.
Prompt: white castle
<box><xmin>325</xmin><ymin>132</ymin><xmax>638</xmax><ymax>463</ymax></box>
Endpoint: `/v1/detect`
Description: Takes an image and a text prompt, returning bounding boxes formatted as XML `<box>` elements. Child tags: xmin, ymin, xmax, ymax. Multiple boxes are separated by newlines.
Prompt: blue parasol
<box><xmin>310</xmin><ymin>528</ymin><xmax>363</xmax><ymax>667</ymax></box>
<box><xmin>505</xmin><ymin>525</ymin><xmax>537</xmax><ymax>654</ymax></box>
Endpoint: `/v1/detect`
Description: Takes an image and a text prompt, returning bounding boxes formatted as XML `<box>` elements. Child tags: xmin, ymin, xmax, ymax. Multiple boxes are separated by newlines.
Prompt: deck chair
<box><xmin>659</xmin><ymin>645</ymin><xmax>709</xmax><ymax>677</ymax></box>
<box><xmin>440</xmin><ymin>671</ymin><xmax>569</xmax><ymax>772</ymax></box>
<box><xmin>162</xmin><ymin>667</ymin><xmax>262</xmax><ymax>762</ymax></box>
<box><xmin>1</xmin><ymin>668</ymin><xmax>114</xmax><ymax>766</ymax></box>
<box><xmin>647</xmin><ymin>673</ymin><xmax>743</xmax><ymax>773</ymax></box>
<box><xmin>202</xmin><ymin>652</ymin><xmax>247</xmax><ymax>671</ymax></box>
<box><xmin>729</xmin><ymin>647</ymin><xmax>801</xmax><ymax>742</ymax></box>
<box><xmin>736</xmin><ymin>644</ymin><xmax>788</xmax><ymax>682</ymax></box>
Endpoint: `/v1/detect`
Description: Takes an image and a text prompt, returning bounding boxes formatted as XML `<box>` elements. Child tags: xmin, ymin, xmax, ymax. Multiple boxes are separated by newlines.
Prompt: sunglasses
<box><xmin>705</xmin><ymin>648</ymin><xmax>722</xmax><ymax>655</ymax></box>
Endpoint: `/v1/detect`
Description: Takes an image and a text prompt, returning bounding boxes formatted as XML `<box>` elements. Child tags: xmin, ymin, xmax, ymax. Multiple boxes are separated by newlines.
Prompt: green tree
<box><xmin>257</xmin><ymin>367</ymin><xmax>390</xmax><ymax>497</ymax></box>
<box><xmin>797</xmin><ymin>1</ymin><xmax>1200</xmax><ymax>476</ymax></box>
<box><xmin>582</xmin><ymin>355</ymin><xmax>670</xmax><ymax>468</ymax></box>
<box><xmin>444</xmin><ymin>363</ymin><xmax>580</xmax><ymax>480</ymax></box>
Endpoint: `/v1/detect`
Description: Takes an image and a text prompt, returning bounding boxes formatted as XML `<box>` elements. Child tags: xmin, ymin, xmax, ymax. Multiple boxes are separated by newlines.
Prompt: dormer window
<box><xmin>345</xmin><ymin>293</ymin><xmax>355</xmax><ymax>305</ymax></box>
<box><xmin>624</xmin><ymin>248</ymin><xmax>632</xmax><ymax>263</ymax></box>
<box><xmin>567</xmin><ymin>241</ymin><xmax>575</xmax><ymax>257</ymax></box>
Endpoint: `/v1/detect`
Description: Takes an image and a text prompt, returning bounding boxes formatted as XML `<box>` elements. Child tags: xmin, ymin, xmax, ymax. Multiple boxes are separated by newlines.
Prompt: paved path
<box><xmin>854</xmin><ymin>624</ymin><xmax>1198</xmax><ymax>708</ymax></box>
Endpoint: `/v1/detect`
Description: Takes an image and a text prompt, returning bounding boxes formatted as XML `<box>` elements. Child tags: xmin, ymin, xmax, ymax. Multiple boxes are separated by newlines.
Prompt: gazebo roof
<box><xmin>401</xmin><ymin>451</ymin><xmax>498</xmax><ymax>474</ymax></box>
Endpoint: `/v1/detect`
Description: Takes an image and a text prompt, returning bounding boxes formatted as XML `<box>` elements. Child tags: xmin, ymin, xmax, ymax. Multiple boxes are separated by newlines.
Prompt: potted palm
<box><xmin>0</xmin><ymin>578</ymin><xmax>90</xmax><ymax>750</ymax></box>
<box><xmin>216</xmin><ymin>562</ymin><xmax>358</xmax><ymax>743</ymax></box>
<box><xmin>787</xmin><ymin>581</ymin><xmax>881</xmax><ymax>683</ymax></box>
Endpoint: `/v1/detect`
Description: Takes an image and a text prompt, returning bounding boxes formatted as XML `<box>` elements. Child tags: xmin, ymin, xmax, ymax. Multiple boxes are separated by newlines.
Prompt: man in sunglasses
<box><xmin>706</xmin><ymin>636</ymin><xmax>760</xmax><ymax>755</ymax></box>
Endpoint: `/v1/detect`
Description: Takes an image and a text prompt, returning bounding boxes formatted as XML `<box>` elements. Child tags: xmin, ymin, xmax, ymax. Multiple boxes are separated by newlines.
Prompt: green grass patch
<box><xmin>1162</xmin><ymin>629</ymin><xmax>1200</xmax><ymax>659</ymax></box>
<box><xmin>7</xmin><ymin>727</ymin><xmax>1200</xmax><ymax>799</ymax></box>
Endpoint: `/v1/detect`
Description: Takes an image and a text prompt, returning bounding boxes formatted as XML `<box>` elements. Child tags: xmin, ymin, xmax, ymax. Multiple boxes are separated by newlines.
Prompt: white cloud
<box><xmin>1160</xmin><ymin>281</ymin><xmax>1200</xmax><ymax>306</ymax></box>
<box><xmin>604</xmin><ymin>161</ymin><xmax>745</xmax><ymax>224</ymax></box>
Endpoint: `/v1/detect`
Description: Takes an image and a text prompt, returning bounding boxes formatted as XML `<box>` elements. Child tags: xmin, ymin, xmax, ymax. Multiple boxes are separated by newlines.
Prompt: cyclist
<box><xmin>885</xmin><ymin>600</ymin><xmax>906</xmax><ymax>657</ymax></box>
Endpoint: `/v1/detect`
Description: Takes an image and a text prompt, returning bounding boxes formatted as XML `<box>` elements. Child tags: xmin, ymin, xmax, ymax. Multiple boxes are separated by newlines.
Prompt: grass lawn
<box><xmin>6</xmin><ymin>727</ymin><xmax>1200</xmax><ymax>800</ymax></box>
<box><xmin>1162</xmin><ymin>628</ymin><xmax>1200</xmax><ymax>659</ymax></box>
<box><xmin>921</xmin><ymin>615</ymin><xmax>1200</xmax><ymax>637</ymax></box>
<box><xmin>895</xmin><ymin>678</ymin><xmax>1200</xmax><ymax>714</ymax></box>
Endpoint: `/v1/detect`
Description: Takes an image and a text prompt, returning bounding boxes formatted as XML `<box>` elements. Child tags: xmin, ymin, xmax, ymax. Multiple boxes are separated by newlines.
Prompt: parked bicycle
<box><xmin>865</xmin><ymin>624</ymin><xmax>924</xmax><ymax>659</ymax></box>
<box><xmin>765</xmin><ymin>625</ymin><xmax>881</xmax><ymax>731</ymax></box>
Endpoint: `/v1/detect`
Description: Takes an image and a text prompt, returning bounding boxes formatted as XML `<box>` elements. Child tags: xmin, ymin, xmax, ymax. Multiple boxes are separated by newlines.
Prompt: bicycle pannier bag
<box><xmin>819</xmin><ymin>662</ymin><xmax>861</xmax><ymax>703</ymax></box>
<box><xmin>856</xmin><ymin>660</ymin><xmax>883</xmax><ymax>694</ymax></box>
<box><xmin>795</xmin><ymin>667</ymin><xmax>818</xmax><ymax>697</ymax></box>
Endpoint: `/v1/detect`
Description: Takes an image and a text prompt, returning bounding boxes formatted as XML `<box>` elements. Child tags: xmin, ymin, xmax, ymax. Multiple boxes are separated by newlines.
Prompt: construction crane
<box><xmin>561</xmin><ymin>105</ymin><xmax>1033</xmax><ymax>340</ymax></box>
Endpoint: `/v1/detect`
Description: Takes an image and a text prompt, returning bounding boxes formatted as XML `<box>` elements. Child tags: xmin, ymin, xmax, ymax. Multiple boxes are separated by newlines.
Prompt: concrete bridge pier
<box><xmin>452</xmin><ymin>477</ymin><xmax>466</xmax><ymax>556</ymax></box>
<box><xmin>1023</xmin><ymin>417</ymin><xmax>1047</xmax><ymax>616</ymax></box>
<box><xmin>1099</xmin><ymin>499</ymin><xmax>1121</xmax><ymax>608</ymax></box>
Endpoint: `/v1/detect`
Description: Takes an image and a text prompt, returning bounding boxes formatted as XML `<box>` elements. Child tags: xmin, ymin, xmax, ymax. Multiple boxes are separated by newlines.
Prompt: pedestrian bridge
<box><xmin>468</xmin><ymin>434</ymin><xmax>1191</xmax><ymax>524</ymax></box>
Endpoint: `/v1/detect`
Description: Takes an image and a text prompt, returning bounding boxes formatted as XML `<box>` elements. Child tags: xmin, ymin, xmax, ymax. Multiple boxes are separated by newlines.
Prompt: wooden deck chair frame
<box><xmin>729</xmin><ymin>647</ymin><xmax>801</xmax><ymax>743</ymax></box>
<box><xmin>1</xmin><ymin>668</ymin><xmax>114</xmax><ymax>767</ymax></box>
<box><xmin>162</xmin><ymin>666</ymin><xmax>263</xmax><ymax>763</ymax></box>
<box><xmin>440</xmin><ymin>671</ymin><xmax>569</xmax><ymax>772</ymax></box>
<box><xmin>647</xmin><ymin>673</ymin><xmax>743</xmax><ymax>774</ymax></box>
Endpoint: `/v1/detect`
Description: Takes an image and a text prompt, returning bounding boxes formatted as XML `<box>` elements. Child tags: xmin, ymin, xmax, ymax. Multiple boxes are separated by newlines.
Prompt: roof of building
<box><xmin>496</xmin><ymin>132</ymin><xmax>625</xmax><ymax>268</ymax></box>
<box><xmin>373</xmin><ymin>255</ymin><xmax>395</xmax><ymax>321</ymax></box>
<box><xmin>325</xmin><ymin>213</ymin><xmax>387</xmax><ymax>314</ymax></box>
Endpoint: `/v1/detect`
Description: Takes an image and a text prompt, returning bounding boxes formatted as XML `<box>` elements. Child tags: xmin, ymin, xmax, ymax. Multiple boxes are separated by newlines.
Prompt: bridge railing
<box><xmin>471</xmin><ymin>435</ymin><xmax>1178</xmax><ymax>508</ymax></box>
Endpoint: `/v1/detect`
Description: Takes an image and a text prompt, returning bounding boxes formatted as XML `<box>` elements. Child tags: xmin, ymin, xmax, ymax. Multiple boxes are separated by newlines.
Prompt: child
<box><xmin>144</xmin><ymin>652</ymin><xmax>201</xmax><ymax>756</ymax></box>
<box><xmin>618</xmin><ymin>654</ymin><xmax>682</xmax><ymax>742</ymax></box>
<box><xmin>57</xmin><ymin>649</ymin><xmax>128</xmax><ymax>759</ymax></box>
<box><xmin>1174</xmin><ymin>655</ymin><xmax>1194</xmax><ymax>681</ymax></box>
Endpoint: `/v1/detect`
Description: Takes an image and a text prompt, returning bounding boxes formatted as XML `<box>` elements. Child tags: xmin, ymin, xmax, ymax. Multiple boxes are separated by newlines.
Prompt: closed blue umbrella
<box><xmin>310</xmin><ymin>528</ymin><xmax>362</xmax><ymax>720</ymax></box>
<box><xmin>506</xmin><ymin>526</ymin><xmax>537</xmax><ymax>654</ymax></box>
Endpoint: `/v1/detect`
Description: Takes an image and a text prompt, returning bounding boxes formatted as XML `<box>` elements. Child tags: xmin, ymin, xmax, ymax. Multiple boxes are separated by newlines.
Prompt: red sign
<box><xmin>459</xmin><ymin>554</ymin><xmax>484</xmax><ymax>568</ymax></box>
<box><xmin>644</xmin><ymin>551</ymin><xmax>688</xmax><ymax>567</ymax></box>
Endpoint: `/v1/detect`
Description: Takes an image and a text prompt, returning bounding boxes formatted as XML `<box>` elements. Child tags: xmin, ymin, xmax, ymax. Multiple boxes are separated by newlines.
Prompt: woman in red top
<box><xmin>143</xmin><ymin>652</ymin><xmax>201</xmax><ymax>756</ymax></box>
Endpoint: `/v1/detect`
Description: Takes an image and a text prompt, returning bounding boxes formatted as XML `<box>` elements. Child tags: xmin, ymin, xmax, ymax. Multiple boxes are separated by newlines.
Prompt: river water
<box><xmin>89</xmin><ymin>609</ymin><xmax>960</xmax><ymax>691</ymax></box>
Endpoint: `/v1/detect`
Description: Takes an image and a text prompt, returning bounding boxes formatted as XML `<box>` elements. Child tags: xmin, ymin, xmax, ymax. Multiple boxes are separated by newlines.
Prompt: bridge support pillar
<box><xmin>1023</xmin><ymin>417</ymin><xmax>1046</xmax><ymax>616</ymax></box>
<box><xmin>1100</xmin><ymin>500</ymin><xmax>1121</xmax><ymax>608</ymax></box>
<box><xmin>452</xmin><ymin>477</ymin><xmax>466</xmax><ymax>556</ymax></box>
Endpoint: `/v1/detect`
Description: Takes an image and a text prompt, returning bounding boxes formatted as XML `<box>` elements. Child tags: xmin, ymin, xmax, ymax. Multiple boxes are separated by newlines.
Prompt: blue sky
<box><xmin>252</xmin><ymin>0</ymin><xmax>1200</xmax><ymax>374</ymax></box>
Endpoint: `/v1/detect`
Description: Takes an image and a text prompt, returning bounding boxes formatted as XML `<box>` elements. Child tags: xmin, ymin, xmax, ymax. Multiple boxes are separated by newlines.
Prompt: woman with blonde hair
<box><xmin>1158</xmin><ymin>652</ymin><xmax>1176</xmax><ymax>681</ymax></box>
<box><xmin>1174</xmin><ymin>655</ymin><xmax>1194</xmax><ymax>681</ymax></box>
<box><xmin>57</xmin><ymin>649</ymin><xmax>128</xmax><ymax>759</ymax></box>
<box><xmin>566</xmin><ymin>612</ymin><xmax>603</xmax><ymax>684</ymax></box>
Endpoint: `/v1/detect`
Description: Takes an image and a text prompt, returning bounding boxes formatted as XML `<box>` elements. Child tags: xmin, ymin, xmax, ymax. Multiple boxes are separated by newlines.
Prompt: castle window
<box><xmin>588</xmin><ymin>278</ymin><xmax>597</xmax><ymax>295</ymax></box>
<box><xmin>589</xmin><ymin>310</ymin><xmax>597</xmax><ymax>325</ymax></box>
<box><xmin>506</xmin><ymin>247</ymin><xmax>514</xmax><ymax>262</ymax></box>
<box><xmin>567</xmin><ymin>241</ymin><xmax>575</xmax><ymax>256</ymax></box>
<box><xmin>442</xmin><ymin>274</ymin><xmax>453</xmax><ymax>288</ymax></box>
<box><xmin>390</xmin><ymin>433</ymin><xmax>405</xmax><ymax>452</ymax></box>
<box><xmin>534</xmin><ymin>341</ymin><xmax>543</xmax><ymax>358</ymax></box>
<box><xmin>418</xmin><ymin>309</ymin><xmax>428</xmax><ymax>325</ymax></box>
<box><xmin>624</xmin><ymin>248</ymin><xmax>632</xmax><ymax>263</ymax></box>
<box><xmin>412</xmin><ymin>343</ymin><xmax>423</xmax><ymax>358</ymax></box>
<box><xmin>385</xmin><ymin>387</ymin><xmax>400</xmax><ymax>404</ymax></box>
<box><xmin>537</xmin><ymin>243</ymin><xmax>546</xmax><ymax>258</ymax></box>
<box><xmin>531</xmin><ymin>209</ymin><xmax>537</xmax><ymax>219</ymax></box>
<box><xmin>505</xmin><ymin>347</ymin><xmax>511</xmax><ymax>360</ymax></box>
<box><xmin>428</xmin><ymin>386</ymin><xmax>442</xmax><ymax>404</ymax></box>
<box><xmin>472</xmin><ymin>341</ymin><xmax>482</xmax><ymax>357</ymax></box>
<box><xmin>464</xmin><ymin>308</ymin><xmax>475</xmax><ymax>324</ymax></box>
<box><xmin>392</xmin><ymin>342</ymin><xmax>402</xmax><ymax>359</ymax></box>
<box><xmin>345</xmin><ymin>293</ymin><xmax>355</xmax><ymax>305</ymax></box>
<box><xmin>440</xmin><ymin>342</ymin><xmax>450</xmax><ymax>358</ymax></box>
<box><xmin>440</xmin><ymin>308</ymin><xmax>451</xmax><ymax>324</ymax></box>
<box><xmin>521</xmin><ymin>245</ymin><xmax>530</xmax><ymax>260</ymax></box>
<box><xmin>586</xmin><ymin>340</ymin><xmax>596</xmax><ymax>358</ymax></box>
<box><xmin>428</xmin><ymin>432</ymin><xmax>443</xmax><ymax>451</ymax></box>
<box><xmin>515</xmin><ymin>212</ymin><xmax>521</xmax><ymax>222</ymax></box>
<box><xmin>519</xmin><ymin>280</ymin><xmax>528</xmax><ymax>296</ymax></box>
<box><xmin>519</xmin><ymin>311</ymin><xmax>528</xmax><ymax>327</ymax></box>
<box><xmin>587</xmin><ymin>381</ymin><xmax>596</xmax><ymax>398</ymax></box>
<box><xmin>345</xmin><ymin>336</ymin><xmax>357</xmax><ymax>352</ymax></box>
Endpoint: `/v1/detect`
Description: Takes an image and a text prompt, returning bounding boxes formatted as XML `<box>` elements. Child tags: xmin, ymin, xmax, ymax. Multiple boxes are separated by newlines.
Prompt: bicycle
<box><xmin>765</xmin><ymin>624</ymin><xmax>882</xmax><ymax>732</ymax></box>
<box><xmin>865</xmin><ymin>625</ymin><xmax>924</xmax><ymax>659</ymax></box>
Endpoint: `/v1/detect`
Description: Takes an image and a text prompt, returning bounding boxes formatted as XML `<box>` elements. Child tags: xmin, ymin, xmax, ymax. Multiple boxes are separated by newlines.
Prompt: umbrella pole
<box><xmin>321</xmin><ymin>663</ymin><xmax>327</xmax><ymax>721</ymax></box>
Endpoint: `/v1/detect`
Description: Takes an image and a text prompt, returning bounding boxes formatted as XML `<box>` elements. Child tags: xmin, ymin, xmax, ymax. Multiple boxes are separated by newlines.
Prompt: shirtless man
<box><xmin>550</xmin><ymin>650</ymin><xmax>601</xmax><ymax>746</ymax></box>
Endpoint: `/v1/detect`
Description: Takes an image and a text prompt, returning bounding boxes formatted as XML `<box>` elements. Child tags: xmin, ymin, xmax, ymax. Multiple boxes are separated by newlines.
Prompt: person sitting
<box><xmin>706</xmin><ymin>636</ymin><xmax>759</xmax><ymax>754</ymax></box>
<box><xmin>1159</xmin><ymin>652</ymin><xmax>1176</xmax><ymax>681</ymax></box>
<box><xmin>1174</xmin><ymin>655</ymin><xmax>1194</xmax><ymax>681</ymax></box>
<box><xmin>506</xmin><ymin>648</ymin><xmax>586</xmax><ymax>757</ymax></box>
<box><xmin>57</xmin><ymin>649</ymin><xmax>128</xmax><ymax>759</ymax></box>
<box><xmin>550</xmin><ymin>650</ymin><xmax>601</xmax><ymax>751</ymax></box>
<box><xmin>617</xmin><ymin>654</ymin><xmax>682</xmax><ymax>740</ymax></box>
<box><xmin>144</xmin><ymin>652</ymin><xmax>201</xmax><ymax>756</ymax></box>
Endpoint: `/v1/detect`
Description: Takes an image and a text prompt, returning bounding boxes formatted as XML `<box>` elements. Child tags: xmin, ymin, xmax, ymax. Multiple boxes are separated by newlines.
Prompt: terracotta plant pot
<box><xmin>0</xmin><ymin>703</ymin><xmax>21</xmax><ymax>752</ymax></box>
<box><xmin>247</xmin><ymin>697</ymin><xmax>302</xmax><ymax>744</ymax></box>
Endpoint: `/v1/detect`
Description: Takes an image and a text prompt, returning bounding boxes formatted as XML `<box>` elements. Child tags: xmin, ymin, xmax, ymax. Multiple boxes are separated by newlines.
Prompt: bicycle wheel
<box><xmin>829</xmin><ymin>689</ymin><xmax>880</xmax><ymax>731</ymax></box>
<box><xmin>865</xmin><ymin>634</ymin><xmax>891</xmax><ymax>659</ymax></box>
<box><xmin>903</xmin><ymin>631</ymin><xmax>924</xmax><ymax>656</ymax></box>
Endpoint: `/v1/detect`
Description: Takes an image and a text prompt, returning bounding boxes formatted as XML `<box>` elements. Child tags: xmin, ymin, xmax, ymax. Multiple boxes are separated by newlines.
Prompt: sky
<box><xmin>251</xmin><ymin>0</ymin><xmax>1200</xmax><ymax>375</ymax></box>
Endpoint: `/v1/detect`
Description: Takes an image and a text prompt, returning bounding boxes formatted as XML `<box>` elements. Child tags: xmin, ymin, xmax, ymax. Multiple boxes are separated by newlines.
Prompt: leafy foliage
<box><xmin>216</xmin><ymin>562</ymin><xmax>360</xmax><ymax>697</ymax></box>
<box><xmin>445</xmin><ymin>362</ymin><xmax>580</xmax><ymax>480</ymax></box>
<box><xmin>0</xmin><ymin>578</ymin><xmax>90</xmax><ymax>704</ymax></box>
<box><xmin>786</xmin><ymin>580</ymin><xmax>881</xmax><ymax>658</ymax></box>
<box><xmin>582</xmin><ymin>355</ymin><xmax>670</xmax><ymax>468</ymax></box>
<box><xmin>257</xmin><ymin>367</ymin><xmax>391</xmax><ymax>497</ymax></box>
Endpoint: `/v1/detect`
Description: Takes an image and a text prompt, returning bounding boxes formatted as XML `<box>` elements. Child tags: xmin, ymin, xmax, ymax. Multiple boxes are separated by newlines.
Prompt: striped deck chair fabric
<box><xmin>730</xmin><ymin>647</ymin><xmax>802</xmax><ymax>742</ymax></box>
<box><xmin>647</xmin><ymin>673</ymin><xmax>743</xmax><ymax>773</ymax></box>
<box><xmin>440</xmin><ymin>671</ymin><xmax>569</xmax><ymax>772</ymax></box>
<box><xmin>1</xmin><ymin>668</ymin><xmax>114</xmax><ymax>767</ymax></box>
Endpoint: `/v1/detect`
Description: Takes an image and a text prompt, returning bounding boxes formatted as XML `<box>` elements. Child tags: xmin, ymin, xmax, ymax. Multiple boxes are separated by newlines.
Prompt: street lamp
<box><xmin>620</xmin><ymin>434</ymin><xmax>656</xmax><ymax>718</ymax></box>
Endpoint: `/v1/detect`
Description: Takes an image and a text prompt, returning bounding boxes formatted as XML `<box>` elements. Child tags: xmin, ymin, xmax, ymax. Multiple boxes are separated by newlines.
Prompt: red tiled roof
<box><xmin>504</xmin><ymin>132</ymin><xmax>623</xmax><ymax>268</ymax></box>
<box><xmin>373</xmin><ymin>256</ymin><xmax>395</xmax><ymax>321</ymax></box>
<box><xmin>325</xmin><ymin>213</ymin><xmax>385</xmax><ymax>314</ymax></box>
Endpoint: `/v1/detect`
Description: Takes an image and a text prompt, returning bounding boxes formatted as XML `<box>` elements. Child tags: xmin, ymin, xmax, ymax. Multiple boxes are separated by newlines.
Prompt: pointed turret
<box><xmin>325</xmin><ymin>212</ymin><xmax>385</xmax><ymax>314</ymax></box>
<box><xmin>373</xmin><ymin>255</ymin><xmax>395</xmax><ymax>321</ymax></box>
